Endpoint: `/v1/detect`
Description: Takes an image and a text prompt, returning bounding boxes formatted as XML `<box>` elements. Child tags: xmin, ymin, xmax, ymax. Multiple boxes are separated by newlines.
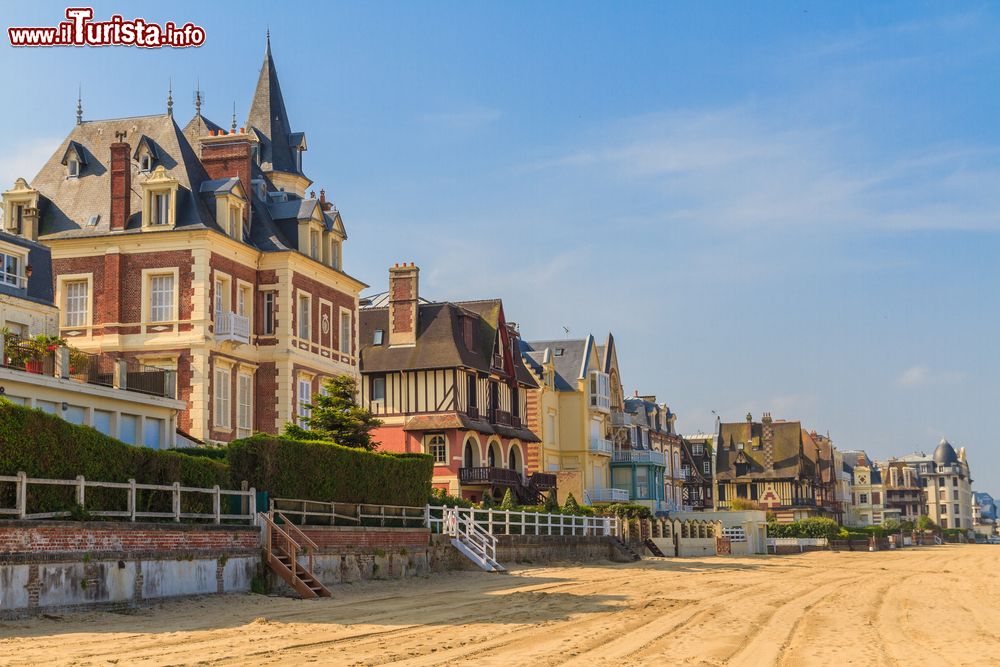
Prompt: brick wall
<box><xmin>291</xmin><ymin>271</ymin><xmax>356</xmax><ymax>360</ymax></box>
<box><xmin>0</xmin><ymin>521</ymin><xmax>260</xmax><ymax>555</ymax></box>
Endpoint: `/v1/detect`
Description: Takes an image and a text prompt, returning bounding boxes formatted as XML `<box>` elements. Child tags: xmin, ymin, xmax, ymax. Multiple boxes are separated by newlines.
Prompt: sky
<box><xmin>2</xmin><ymin>2</ymin><xmax>999</xmax><ymax>491</ymax></box>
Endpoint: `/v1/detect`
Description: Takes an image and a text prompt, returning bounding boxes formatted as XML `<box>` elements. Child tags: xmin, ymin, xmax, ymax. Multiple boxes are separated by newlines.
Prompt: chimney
<box><xmin>761</xmin><ymin>412</ymin><xmax>774</xmax><ymax>470</ymax></box>
<box><xmin>199</xmin><ymin>130</ymin><xmax>254</xmax><ymax>210</ymax></box>
<box><xmin>109</xmin><ymin>139</ymin><xmax>131</xmax><ymax>230</ymax></box>
<box><xmin>388</xmin><ymin>263</ymin><xmax>419</xmax><ymax>347</ymax></box>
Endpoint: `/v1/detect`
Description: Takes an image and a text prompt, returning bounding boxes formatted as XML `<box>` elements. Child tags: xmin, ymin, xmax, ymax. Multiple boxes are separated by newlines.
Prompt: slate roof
<box><xmin>520</xmin><ymin>338</ymin><xmax>590</xmax><ymax>392</ymax></box>
<box><xmin>0</xmin><ymin>232</ymin><xmax>54</xmax><ymax>306</ymax></box>
<box><xmin>716</xmin><ymin>418</ymin><xmax>816</xmax><ymax>481</ymax></box>
<box><xmin>359</xmin><ymin>299</ymin><xmax>537</xmax><ymax>388</ymax></box>
<box><xmin>246</xmin><ymin>35</ymin><xmax>303</xmax><ymax>177</ymax></box>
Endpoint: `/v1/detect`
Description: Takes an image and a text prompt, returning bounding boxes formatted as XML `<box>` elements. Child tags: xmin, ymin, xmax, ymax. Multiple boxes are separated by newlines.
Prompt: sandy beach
<box><xmin>1</xmin><ymin>545</ymin><xmax>998</xmax><ymax>666</ymax></box>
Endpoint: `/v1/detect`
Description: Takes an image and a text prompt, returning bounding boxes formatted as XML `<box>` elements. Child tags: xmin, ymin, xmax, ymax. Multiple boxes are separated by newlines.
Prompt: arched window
<box><xmin>488</xmin><ymin>443</ymin><xmax>498</xmax><ymax>467</ymax></box>
<box><xmin>425</xmin><ymin>434</ymin><xmax>447</xmax><ymax>465</ymax></box>
<box><xmin>464</xmin><ymin>441</ymin><xmax>475</xmax><ymax>468</ymax></box>
<box><xmin>508</xmin><ymin>445</ymin><xmax>519</xmax><ymax>471</ymax></box>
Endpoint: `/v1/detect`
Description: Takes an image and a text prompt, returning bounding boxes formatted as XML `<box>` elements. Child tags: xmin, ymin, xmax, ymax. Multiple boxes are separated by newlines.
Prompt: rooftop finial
<box><xmin>265</xmin><ymin>28</ymin><xmax>271</xmax><ymax>57</ymax></box>
<box><xmin>194</xmin><ymin>79</ymin><xmax>202</xmax><ymax>116</ymax></box>
<box><xmin>231</xmin><ymin>101</ymin><xmax>237</xmax><ymax>132</ymax></box>
<box><xmin>167</xmin><ymin>78</ymin><xmax>173</xmax><ymax>117</ymax></box>
<box><xmin>76</xmin><ymin>85</ymin><xmax>83</xmax><ymax>125</ymax></box>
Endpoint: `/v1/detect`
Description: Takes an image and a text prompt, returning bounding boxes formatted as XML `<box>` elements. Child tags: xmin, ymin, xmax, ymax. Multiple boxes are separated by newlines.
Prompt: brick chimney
<box><xmin>388</xmin><ymin>263</ymin><xmax>419</xmax><ymax>347</ymax></box>
<box><xmin>761</xmin><ymin>412</ymin><xmax>774</xmax><ymax>470</ymax></box>
<box><xmin>109</xmin><ymin>139</ymin><xmax>131</xmax><ymax>230</ymax></box>
<box><xmin>200</xmin><ymin>130</ymin><xmax>254</xmax><ymax>208</ymax></box>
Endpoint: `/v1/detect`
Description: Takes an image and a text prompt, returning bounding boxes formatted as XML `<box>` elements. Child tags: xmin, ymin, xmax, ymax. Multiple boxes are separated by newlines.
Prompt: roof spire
<box><xmin>76</xmin><ymin>85</ymin><xmax>83</xmax><ymax>125</ymax></box>
<box><xmin>231</xmin><ymin>101</ymin><xmax>237</xmax><ymax>132</ymax></box>
<box><xmin>194</xmin><ymin>79</ymin><xmax>202</xmax><ymax>116</ymax></box>
<box><xmin>265</xmin><ymin>28</ymin><xmax>271</xmax><ymax>57</ymax></box>
<box><xmin>167</xmin><ymin>78</ymin><xmax>174</xmax><ymax>117</ymax></box>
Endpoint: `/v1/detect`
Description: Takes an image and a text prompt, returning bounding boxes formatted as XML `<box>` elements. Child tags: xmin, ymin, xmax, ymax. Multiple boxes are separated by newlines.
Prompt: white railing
<box><xmin>427</xmin><ymin>506</ymin><xmax>619</xmax><ymax>538</ymax></box>
<box><xmin>271</xmin><ymin>497</ymin><xmax>427</xmax><ymax>528</ymax></box>
<box><xmin>0</xmin><ymin>472</ymin><xmax>256</xmax><ymax>523</ymax></box>
<box><xmin>722</xmin><ymin>526</ymin><xmax>747</xmax><ymax>542</ymax></box>
<box><xmin>444</xmin><ymin>507</ymin><xmax>503</xmax><ymax>571</ymax></box>
<box><xmin>612</xmin><ymin>450</ymin><xmax>667</xmax><ymax>466</ymax></box>
<box><xmin>589</xmin><ymin>437</ymin><xmax>613</xmax><ymax>456</ymax></box>
<box><xmin>588</xmin><ymin>487</ymin><xmax>630</xmax><ymax>503</ymax></box>
<box><xmin>767</xmin><ymin>537</ymin><xmax>828</xmax><ymax>551</ymax></box>
<box><xmin>215</xmin><ymin>311</ymin><xmax>251</xmax><ymax>344</ymax></box>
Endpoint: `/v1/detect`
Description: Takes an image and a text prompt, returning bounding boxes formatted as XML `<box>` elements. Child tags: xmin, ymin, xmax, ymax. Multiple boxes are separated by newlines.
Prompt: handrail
<box><xmin>427</xmin><ymin>505</ymin><xmax>618</xmax><ymax>538</ymax></box>
<box><xmin>275</xmin><ymin>511</ymin><xmax>319</xmax><ymax>550</ymax></box>
<box><xmin>259</xmin><ymin>511</ymin><xmax>302</xmax><ymax>553</ymax></box>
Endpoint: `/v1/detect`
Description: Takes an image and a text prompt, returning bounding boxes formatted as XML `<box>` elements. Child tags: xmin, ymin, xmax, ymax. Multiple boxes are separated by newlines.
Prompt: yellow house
<box><xmin>521</xmin><ymin>333</ymin><xmax>628</xmax><ymax>504</ymax></box>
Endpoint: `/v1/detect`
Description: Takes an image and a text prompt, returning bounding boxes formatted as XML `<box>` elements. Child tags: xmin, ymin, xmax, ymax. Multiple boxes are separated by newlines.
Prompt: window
<box><xmin>237</xmin><ymin>373</ymin><xmax>253</xmax><ymax>438</ymax></box>
<box><xmin>151</xmin><ymin>192</ymin><xmax>170</xmax><ymax>225</ymax></box>
<box><xmin>703</xmin><ymin>461</ymin><xmax>710</xmax><ymax>474</ymax></box>
<box><xmin>373</xmin><ymin>329</ymin><xmax>384</xmax><ymax>345</ymax></box>
<box><xmin>140</xmin><ymin>154</ymin><xmax>151</xmax><ymax>172</ymax></box>
<box><xmin>229</xmin><ymin>206</ymin><xmax>240</xmax><ymax>238</ymax></box>
<box><xmin>64</xmin><ymin>280</ymin><xmax>89</xmax><ymax>327</ymax></box>
<box><xmin>214</xmin><ymin>278</ymin><xmax>225</xmax><ymax>323</ymax></box>
<box><xmin>467</xmin><ymin>373</ymin><xmax>478</xmax><ymax>408</ymax></box>
<box><xmin>214</xmin><ymin>365</ymin><xmax>231</xmax><ymax>429</ymax></box>
<box><xmin>940</xmin><ymin>504</ymin><xmax>947</xmax><ymax>514</ymax></box>
<box><xmin>67</xmin><ymin>159</ymin><xmax>80</xmax><ymax>178</ymax></box>
<box><xmin>262</xmin><ymin>292</ymin><xmax>275</xmax><ymax>335</ymax></box>
<box><xmin>371</xmin><ymin>375</ymin><xmax>386</xmax><ymax>402</ymax></box>
<box><xmin>310</xmin><ymin>229</ymin><xmax>319</xmax><ymax>259</ymax></box>
<box><xmin>149</xmin><ymin>274</ymin><xmax>174</xmax><ymax>322</ymax></box>
<box><xmin>952</xmin><ymin>477</ymin><xmax>958</xmax><ymax>487</ymax></box>
<box><xmin>339</xmin><ymin>310</ymin><xmax>352</xmax><ymax>354</ymax></box>
<box><xmin>692</xmin><ymin>443</ymin><xmax>704</xmax><ymax>456</ymax></box>
<box><xmin>297</xmin><ymin>293</ymin><xmax>311</xmax><ymax>340</ymax></box>
<box><xmin>297</xmin><ymin>378</ymin><xmax>312</xmax><ymax>425</ymax></box>
<box><xmin>953</xmin><ymin>489</ymin><xmax>959</xmax><ymax>500</ymax></box>
<box><xmin>237</xmin><ymin>285</ymin><xmax>250</xmax><ymax>318</ymax></box>
<box><xmin>954</xmin><ymin>504</ymin><xmax>960</xmax><ymax>515</ymax></box>
<box><xmin>331</xmin><ymin>240</ymin><xmax>342</xmax><ymax>269</ymax></box>
<box><xmin>872</xmin><ymin>492</ymin><xmax>881</xmax><ymax>505</ymax></box>
<box><xmin>589</xmin><ymin>371</ymin><xmax>610</xmax><ymax>410</ymax></box>
<box><xmin>859</xmin><ymin>493</ymin><xmax>869</xmax><ymax>504</ymax></box>
<box><xmin>426</xmin><ymin>435</ymin><xmax>447</xmax><ymax>465</ymax></box>
<box><xmin>0</xmin><ymin>252</ymin><xmax>22</xmax><ymax>287</ymax></box>
<box><xmin>143</xmin><ymin>417</ymin><xmax>163</xmax><ymax>449</ymax></box>
<box><xmin>119</xmin><ymin>414</ymin><xmax>138</xmax><ymax>445</ymax></box>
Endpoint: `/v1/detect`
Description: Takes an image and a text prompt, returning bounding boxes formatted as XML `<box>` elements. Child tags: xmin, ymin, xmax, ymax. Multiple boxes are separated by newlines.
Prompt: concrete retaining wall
<box><xmin>0</xmin><ymin>520</ymin><xmax>260</xmax><ymax>618</ymax></box>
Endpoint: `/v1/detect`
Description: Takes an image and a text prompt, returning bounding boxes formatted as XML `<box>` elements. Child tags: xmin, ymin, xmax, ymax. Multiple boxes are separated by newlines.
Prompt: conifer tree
<box><xmin>562</xmin><ymin>492</ymin><xmax>581</xmax><ymax>515</ymax></box>
<box><xmin>543</xmin><ymin>491</ymin><xmax>560</xmax><ymax>513</ymax></box>
<box><xmin>480</xmin><ymin>491</ymin><xmax>495</xmax><ymax>509</ymax></box>
<box><xmin>499</xmin><ymin>488</ymin><xmax>516</xmax><ymax>510</ymax></box>
<box><xmin>282</xmin><ymin>376</ymin><xmax>382</xmax><ymax>451</ymax></box>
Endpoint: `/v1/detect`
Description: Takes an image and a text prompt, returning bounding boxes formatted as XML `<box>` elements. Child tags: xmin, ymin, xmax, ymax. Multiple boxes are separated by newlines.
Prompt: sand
<box><xmin>1</xmin><ymin>545</ymin><xmax>998</xmax><ymax>666</ymax></box>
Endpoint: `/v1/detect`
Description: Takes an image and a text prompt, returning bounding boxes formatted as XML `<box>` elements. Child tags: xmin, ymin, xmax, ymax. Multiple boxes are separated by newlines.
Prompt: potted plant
<box><xmin>22</xmin><ymin>334</ymin><xmax>66</xmax><ymax>374</ymax></box>
<box><xmin>68</xmin><ymin>346</ymin><xmax>92</xmax><ymax>381</ymax></box>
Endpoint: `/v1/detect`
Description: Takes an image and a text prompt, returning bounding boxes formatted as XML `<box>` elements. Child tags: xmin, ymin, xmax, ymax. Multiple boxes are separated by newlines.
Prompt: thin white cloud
<box><xmin>896</xmin><ymin>365</ymin><xmax>965</xmax><ymax>389</ymax></box>
<box><xmin>0</xmin><ymin>136</ymin><xmax>57</xmax><ymax>189</ymax></box>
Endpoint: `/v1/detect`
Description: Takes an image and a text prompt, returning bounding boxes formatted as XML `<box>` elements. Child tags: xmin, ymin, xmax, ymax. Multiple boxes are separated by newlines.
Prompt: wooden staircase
<box><xmin>610</xmin><ymin>536</ymin><xmax>642</xmax><ymax>562</ymax></box>
<box><xmin>259</xmin><ymin>512</ymin><xmax>332</xmax><ymax>599</ymax></box>
<box><xmin>644</xmin><ymin>538</ymin><xmax>666</xmax><ymax>557</ymax></box>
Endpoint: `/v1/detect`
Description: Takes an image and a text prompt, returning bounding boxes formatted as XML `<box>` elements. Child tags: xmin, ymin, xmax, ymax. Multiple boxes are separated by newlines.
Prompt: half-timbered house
<box><xmin>359</xmin><ymin>263</ymin><xmax>549</xmax><ymax>502</ymax></box>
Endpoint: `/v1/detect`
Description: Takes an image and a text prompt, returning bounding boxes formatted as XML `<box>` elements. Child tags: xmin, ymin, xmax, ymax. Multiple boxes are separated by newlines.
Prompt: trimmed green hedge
<box><xmin>173</xmin><ymin>447</ymin><xmax>228</xmax><ymax>460</ymax></box>
<box><xmin>0</xmin><ymin>401</ymin><xmax>228</xmax><ymax>516</ymax></box>
<box><xmin>227</xmin><ymin>435</ymin><xmax>433</xmax><ymax>507</ymax></box>
<box><xmin>767</xmin><ymin>517</ymin><xmax>840</xmax><ymax>540</ymax></box>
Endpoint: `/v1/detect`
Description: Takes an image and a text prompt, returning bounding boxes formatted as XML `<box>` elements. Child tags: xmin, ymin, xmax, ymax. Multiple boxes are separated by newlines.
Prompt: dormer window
<box><xmin>140</xmin><ymin>154</ymin><xmax>152</xmax><ymax>172</ymax></box>
<box><xmin>140</xmin><ymin>166</ymin><xmax>179</xmax><ymax>229</ymax></box>
<box><xmin>373</xmin><ymin>329</ymin><xmax>384</xmax><ymax>345</ymax></box>
<box><xmin>60</xmin><ymin>141</ymin><xmax>87</xmax><ymax>180</ymax></box>
<box><xmin>133</xmin><ymin>136</ymin><xmax>158</xmax><ymax>173</ymax></box>
<box><xmin>67</xmin><ymin>159</ymin><xmax>80</xmax><ymax>178</ymax></box>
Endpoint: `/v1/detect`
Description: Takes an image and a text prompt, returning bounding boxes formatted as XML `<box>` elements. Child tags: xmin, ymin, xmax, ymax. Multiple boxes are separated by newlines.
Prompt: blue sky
<box><xmin>3</xmin><ymin>2</ymin><xmax>999</xmax><ymax>491</ymax></box>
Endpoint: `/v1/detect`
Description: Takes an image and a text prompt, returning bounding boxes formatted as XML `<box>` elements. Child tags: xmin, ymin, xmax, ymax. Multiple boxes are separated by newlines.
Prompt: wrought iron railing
<box><xmin>458</xmin><ymin>466</ymin><xmax>523</xmax><ymax>486</ymax></box>
<box><xmin>123</xmin><ymin>358</ymin><xmax>169</xmax><ymax>397</ymax></box>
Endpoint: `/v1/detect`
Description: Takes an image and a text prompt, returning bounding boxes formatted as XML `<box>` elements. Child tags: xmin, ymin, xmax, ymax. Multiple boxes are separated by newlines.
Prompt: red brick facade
<box><xmin>298</xmin><ymin>527</ymin><xmax>429</xmax><ymax>552</ymax></box>
<box><xmin>0</xmin><ymin>523</ymin><xmax>260</xmax><ymax>554</ymax></box>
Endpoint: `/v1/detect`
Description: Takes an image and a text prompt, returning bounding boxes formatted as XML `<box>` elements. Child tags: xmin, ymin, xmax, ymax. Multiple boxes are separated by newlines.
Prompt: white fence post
<box><xmin>75</xmin><ymin>475</ymin><xmax>85</xmax><ymax>508</ymax></box>
<box><xmin>213</xmin><ymin>485</ymin><xmax>221</xmax><ymax>524</ymax></box>
<box><xmin>249</xmin><ymin>487</ymin><xmax>257</xmax><ymax>524</ymax></box>
<box><xmin>172</xmin><ymin>481</ymin><xmax>181</xmax><ymax>522</ymax></box>
<box><xmin>128</xmin><ymin>479</ymin><xmax>136</xmax><ymax>522</ymax></box>
<box><xmin>16</xmin><ymin>471</ymin><xmax>26</xmax><ymax>519</ymax></box>
<box><xmin>505</xmin><ymin>509</ymin><xmax>510</xmax><ymax>535</ymax></box>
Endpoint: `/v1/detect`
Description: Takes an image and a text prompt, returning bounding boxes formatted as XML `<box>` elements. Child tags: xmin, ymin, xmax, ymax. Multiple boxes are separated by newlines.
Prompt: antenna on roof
<box><xmin>76</xmin><ymin>85</ymin><xmax>83</xmax><ymax>125</ymax></box>
<box><xmin>231</xmin><ymin>101</ymin><xmax>237</xmax><ymax>132</ymax></box>
<box><xmin>193</xmin><ymin>80</ymin><xmax>203</xmax><ymax>116</ymax></box>
<box><xmin>167</xmin><ymin>78</ymin><xmax>173</xmax><ymax>117</ymax></box>
<box><xmin>562</xmin><ymin>326</ymin><xmax>570</xmax><ymax>338</ymax></box>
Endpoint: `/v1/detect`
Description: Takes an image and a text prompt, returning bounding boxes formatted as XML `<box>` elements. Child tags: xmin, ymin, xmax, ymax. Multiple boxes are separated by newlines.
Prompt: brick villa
<box><xmin>1</xmin><ymin>35</ymin><xmax>365</xmax><ymax>444</ymax></box>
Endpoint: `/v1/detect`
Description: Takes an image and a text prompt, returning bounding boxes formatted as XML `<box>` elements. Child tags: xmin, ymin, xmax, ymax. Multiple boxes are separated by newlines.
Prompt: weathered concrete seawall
<box><xmin>0</xmin><ymin>520</ymin><xmax>260</xmax><ymax>618</ymax></box>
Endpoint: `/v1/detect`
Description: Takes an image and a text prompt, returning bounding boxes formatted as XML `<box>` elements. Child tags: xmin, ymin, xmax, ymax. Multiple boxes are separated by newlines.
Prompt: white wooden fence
<box><xmin>0</xmin><ymin>472</ymin><xmax>257</xmax><ymax>524</ymax></box>
<box><xmin>426</xmin><ymin>506</ymin><xmax>619</xmax><ymax>537</ymax></box>
<box><xmin>270</xmin><ymin>497</ymin><xmax>427</xmax><ymax>528</ymax></box>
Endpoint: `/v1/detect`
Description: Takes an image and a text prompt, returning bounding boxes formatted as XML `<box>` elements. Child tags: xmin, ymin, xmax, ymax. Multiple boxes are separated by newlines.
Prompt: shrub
<box><xmin>0</xmin><ymin>401</ymin><xmax>227</xmax><ymax>516</ymax></box>
<box><xmin>728</xmin><ymin>498</ymin><xmax>763</xmax><ymax>511</ymax></box>
<box><xmin>428</xmin><ymin>487</ymin><xmax>475</xmax><ymax>508</ymax></box>
<box><xmin>562</xmin><ymin>492</ymin><xmax>580</xmax><ymax>514</ymax></box>
<box><xmin>173</xmin><ymin>447</ymin><xmax>228</xmax><ymax>460</ymax></box>
<box><xmin>499</xmin><ymin>488</ymin><xmax>516</xmax><ymax>510</ymax></box>
<box><xmin>226</xmin><ymin>434</ymin><xmax>432</xmax><ymax>506</ymax></box>
<box><xmin>480</xmin><ymin>490</ymin><xmax>494</xmax><ymax>509</ymax></box>
<box><xmin>767</xmin><ymin>517</ymin><xmax>839</xmax><ymax>540</ymax></box>
<box><xmin>597</xmin><ymin>503</ymin><xmax>650</xmax><ymax>519</ymax></box>
<box><xmin>543</xmin><ymin>491</ymin><xmax>560</xmax><ymax>514</ymax></box>
<box><xmin>916</xmin><ymin>515</ymin><xmax>938</xmax><ymax>532</ymax></box>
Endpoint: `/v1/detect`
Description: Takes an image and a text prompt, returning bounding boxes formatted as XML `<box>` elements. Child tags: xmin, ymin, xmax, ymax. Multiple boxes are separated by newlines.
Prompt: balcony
<box><xmin>612</xmin><ymin>449</ymin><xmax>667</xmax><ymax>466</ymax></box>
<box><xmin>487</xmin><ymin>408</ymin><xmax>522</xmax><ymax>429</ymax></box>
<box><xmin>215</xmin><ymin>311</ymin><xmax>250</xmax><ymax>345</ymax></box>
<box><xmin>528</xmin><ymin>472</ymin><xmax>558</xmax><ymax>490</ymax></box>
<box><xmin>588</xmin><ymin>488</ymin><xmax>630</xmax><ymax>503</ymax></box>
<box><xmin>589</xmin><ymin>437</ymin><xmax>613</xmax><ymax>456</ymax></box>
<box><xmin>609</xmin><ymin>411</ymin><xmax>629</xmax><ymax>426</ymax></box>
<box><xmin>459</xmin><ymin>466</ymin><xmax>523</xmax><ymax>486</ymax></box>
